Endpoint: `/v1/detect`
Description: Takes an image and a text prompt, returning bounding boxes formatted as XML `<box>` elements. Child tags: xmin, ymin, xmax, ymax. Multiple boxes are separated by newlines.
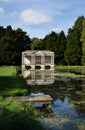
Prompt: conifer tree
<box><xmin>65</xmin><ymin>16</ymin><xmax>84</xmax><ymax>65</ymax></box>
<box><xmin>80</xmin><ymin>20</ymin><xmax>85</xmax><ymax>65</ymax></box>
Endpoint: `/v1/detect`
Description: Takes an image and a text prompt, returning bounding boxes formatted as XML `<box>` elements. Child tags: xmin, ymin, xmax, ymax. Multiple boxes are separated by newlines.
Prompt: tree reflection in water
<box><xmin>22</xmin><ymin>69</ymin><xmax>85</xmax><ymax>130</ymax></box>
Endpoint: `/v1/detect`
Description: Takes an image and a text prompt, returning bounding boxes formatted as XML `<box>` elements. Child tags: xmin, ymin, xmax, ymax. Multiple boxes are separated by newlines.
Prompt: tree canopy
<box><xmin>0</xmin><ymin>26</ymin><xmax>31</xmax><ymax>65</ymax></box>
<box><xmin>0</xmin><ymin>16</ymin><xmax>85</xmax><ymax>65</ymax></box>
<box><xmin>80</xmin><ymin>20</ymin><xmax>85</xmax><ymax>65</ymax></box>
<box><xmin>64</xmin><ymin>16</ymin><xmax>84</xmax><ymax>65</ymax></box>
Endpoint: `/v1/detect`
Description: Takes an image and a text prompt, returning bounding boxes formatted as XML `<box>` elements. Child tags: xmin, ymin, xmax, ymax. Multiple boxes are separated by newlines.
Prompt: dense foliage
<box><xmin>0</xmin><ymin>26</ymin><xmax>31</xmax><ymax>65</ymax></box>
<box><xmin>0</xmin><ymin>98</ymin><xmax>44</xmax><ymax>130</ymax></box>
<box><xmin>80</xmin><ymin>20</ymin><xmax>85</xmax><ymax>65</ymax></box>
<box><xmin>31</xmin><ymin>16</ymin><xmax>85</xmax><ymax>65</ymax></box>
<box><xmin>0</xmin><ymin>16</ymin><xmax>85</xmax><ymax>65</ymax></box>
<box><xmin>64</xmin><ymin>16</ymin><xmax>84</xmax><ymax>65</ymax></box>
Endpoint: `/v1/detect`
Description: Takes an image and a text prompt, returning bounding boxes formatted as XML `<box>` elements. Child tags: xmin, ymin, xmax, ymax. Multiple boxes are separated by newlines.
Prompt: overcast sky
<box><xmin>0</xmin><ymin>0</ymin><xmax>85</xmax><ymax>38</ymax></box>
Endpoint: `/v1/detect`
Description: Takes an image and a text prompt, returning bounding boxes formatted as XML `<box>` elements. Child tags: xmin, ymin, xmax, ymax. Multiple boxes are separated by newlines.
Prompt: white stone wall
<box><xmin>22</xmin><ymin>50</ymin><xmax>54</xmax><ymax>70</ymax></box>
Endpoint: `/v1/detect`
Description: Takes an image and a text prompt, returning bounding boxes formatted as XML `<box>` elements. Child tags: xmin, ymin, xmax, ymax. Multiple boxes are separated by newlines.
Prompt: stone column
<box><xmin>31</xmin><ymin>54</ymin><xmax>35</xmax><ymax>65</ymax></box>
<box><xmin>41</xmin><ymin>55</ymin><xmax>45</xmax><ymax>64</ymax></box>
<box><xmin>22</xmin><ymin>52</ymin><xmax>24</xmax><ymax>65</ymax></box>
<box><xmin>51</xmin><ymin>54</ymin><xmax>54</xmax><ymax>65</ymax></box>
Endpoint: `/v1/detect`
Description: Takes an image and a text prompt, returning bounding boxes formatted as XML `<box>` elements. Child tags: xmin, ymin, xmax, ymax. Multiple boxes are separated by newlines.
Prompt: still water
<box><xmin>23</xmin><ymin>70</ymin><xmax>85</xmax><ymax>130</ymax></box>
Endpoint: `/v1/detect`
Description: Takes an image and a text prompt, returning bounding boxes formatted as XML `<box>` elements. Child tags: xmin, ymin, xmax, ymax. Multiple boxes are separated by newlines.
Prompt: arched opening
<box><xmin>35</xmin><ymin>66</ymin><xmax>41</xmax><ymax>69</ymax></box>
<box><xmin>25</xmin><ymin>65</ymin><xmax>32</xmax><ymax>70</ymax></box>
<box><xmin>45</xmin><ymin>65</ymin><xmax>51</xmax><ymax>70</ymax></box>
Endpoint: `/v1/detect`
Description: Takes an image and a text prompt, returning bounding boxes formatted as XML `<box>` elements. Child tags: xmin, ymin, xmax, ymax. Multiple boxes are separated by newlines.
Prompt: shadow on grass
<box><xmin>0</xmin><ymin>100</ymin><xmax>44</xmax><ymax>130</ymax></box>
<box><xmin>0</xmin><ymin>76</ymin><xmax>29</xmax><ymax>97</ymax></box>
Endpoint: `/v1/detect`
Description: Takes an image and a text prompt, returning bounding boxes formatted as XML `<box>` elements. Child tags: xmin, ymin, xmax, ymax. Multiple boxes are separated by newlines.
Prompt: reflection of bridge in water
<box><xmin>22</xmin><ymin>69</ymin><xmax>54</xmax><ymax>85</ymax></box>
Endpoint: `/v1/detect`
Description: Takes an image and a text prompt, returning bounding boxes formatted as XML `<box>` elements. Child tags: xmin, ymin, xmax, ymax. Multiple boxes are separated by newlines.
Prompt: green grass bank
<box><xmin>55</xmin><ymin>65</ymin><xmax>85</xmax><ymax>74</ymax></box>
<box><xmin>0</xmin><ymin>66</ymin><xmax>28</xmax><ymax>97</ymax></box>
<box><xmin>0</xmin><ymin>66</ymin><xmax>44</xmax><ymax>130</ymax></box>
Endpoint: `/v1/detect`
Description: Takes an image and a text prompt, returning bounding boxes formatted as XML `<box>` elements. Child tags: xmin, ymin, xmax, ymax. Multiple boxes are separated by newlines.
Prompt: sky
<box><xmin>0</xmin><ymin>0</ymin><xmax>85</xmax><ymax>38</ymax></box>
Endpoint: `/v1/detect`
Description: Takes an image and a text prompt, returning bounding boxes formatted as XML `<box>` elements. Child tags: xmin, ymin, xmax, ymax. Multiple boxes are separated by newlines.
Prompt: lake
<box><xmin>23</xmin><ymin>70</ymin><xmax>85</xmax><ymax>130</ymax></box>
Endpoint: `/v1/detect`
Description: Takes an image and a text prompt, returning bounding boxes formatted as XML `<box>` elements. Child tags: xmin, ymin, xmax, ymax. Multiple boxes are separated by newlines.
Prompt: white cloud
<box><xmin>20</xmin><ymin>9</ymin><xmax>50</xmax><ymax>25</ymax></box>
<box><xmin>0</xmin><ymin>7</ymin><xmax>4</xmax><ymax>14</ymax></box>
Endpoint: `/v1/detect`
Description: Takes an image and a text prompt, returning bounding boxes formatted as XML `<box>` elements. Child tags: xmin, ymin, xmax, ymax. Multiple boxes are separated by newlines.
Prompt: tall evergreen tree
<box><xmin>0</xmin><ymin>26</ymin><xmax>5</xmax><ymax>37</ymax></box>
<box><xmin>42</xmin><ymin>31</ymin><xmax>58</xmax><ymax>50</ymax></box>
<box><xmin>56</xmin><ymin>31</ymin><xmax>66</xmax><ymax>64</ymax></box>
<box><xmin>42</xmin><ymin>31</ymin><xmax>58</xmax><ymax>63</ymax></box>
<box><xmin>65</xmin><ymin>16</ymin><xmax>84</xmax><ymax>65</ymax></box>
<box><xmin>80</xmin><ymin>19</ymin><xmax>85</xmax><ymax>65</ymax></box>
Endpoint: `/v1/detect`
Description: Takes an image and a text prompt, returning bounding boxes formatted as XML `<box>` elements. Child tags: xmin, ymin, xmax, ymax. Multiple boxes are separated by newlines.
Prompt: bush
<box><xmin>0</xmin><ymin>100</ymin><xmax>44</xmax><ymax>130</ymax></box>
<box><xmin>0</xmin><ymin>96</ymin><xmax>3</xmax><ymax>100</ymax></box>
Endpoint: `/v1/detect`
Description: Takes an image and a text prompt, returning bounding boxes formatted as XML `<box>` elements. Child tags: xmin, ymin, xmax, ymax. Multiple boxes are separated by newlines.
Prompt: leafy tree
<box><xmin>0</xmin><ymin>26</ymin><xmax>5</xmax><ymax>37</ymax></box>
<box><xmin>80</xmin><ymin>19</ymin><xmax>85</xmax><ymax>65</ymax></box>
<box><xmin>0</xmin><ymin>36</ymin><xmax>15</xmax><ymax>65</ymax></box>
<box><xmin>42</xmin><ymin>31</ymin><xmax>66</xmax><ymax>64</ymax></box>
<box><xmin>65</xmin><ymin>16</ymin><xmax>84</xmax><ymax>65</ymax></box>
<box><xmin>0</xmin><ymin>26</ymin><xmax>31</xmax><ymax>65</ymax></box>
<box><xmin>5</xmin><ymin>25</ymin><xmax>14</xmax><ymax>36</ymax></box>
<box><xmin>14</xmin><ymin>28</ymin><xmax>31</xmax><ymax>65</ymax></box>
<box><xmin>0</xmin><ymin>26</ymin><xmax>17</xmax><ymax>65</ymax></box>
<box><xmin>42</xmin><ymin>31</ymin><xmax>58</xmax><ymax>63</ymax></box>
<box><xmin>43</xmin><ymin>31</ymin><xmax>58</xmax><ymax>51</ymax></box>
<box><xmin>31</xmin><ymin>37</ymin><xmax>42</xmax><ymax>50</ymax></box>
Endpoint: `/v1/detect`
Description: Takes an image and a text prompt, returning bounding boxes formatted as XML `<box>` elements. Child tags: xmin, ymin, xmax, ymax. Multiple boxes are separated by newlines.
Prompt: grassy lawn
<box><xmin>55</xmin><ymin>65</ymin><xmax>85</xmax><ymax>74</ymax></box>
<box><xmin>0</xmin><ymin>66</ymin><xmax>28</xmax><ymax>97</ymax></box>
<box><xmin>0</xmin><ymin>66</ymin><xmax>16</xmax><ymax>76</ymax></box>
<box><xmin>0</xmin><ymin>66</ymin><xmax>44</xmax><ymax>130</ymax></box>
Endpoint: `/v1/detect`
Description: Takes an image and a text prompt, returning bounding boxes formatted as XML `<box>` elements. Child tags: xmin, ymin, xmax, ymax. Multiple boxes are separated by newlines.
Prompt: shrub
<box><xmin>0</xmin><ymin>100</ymin><xmax>44</xmax><ymax>130</ymax></box>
